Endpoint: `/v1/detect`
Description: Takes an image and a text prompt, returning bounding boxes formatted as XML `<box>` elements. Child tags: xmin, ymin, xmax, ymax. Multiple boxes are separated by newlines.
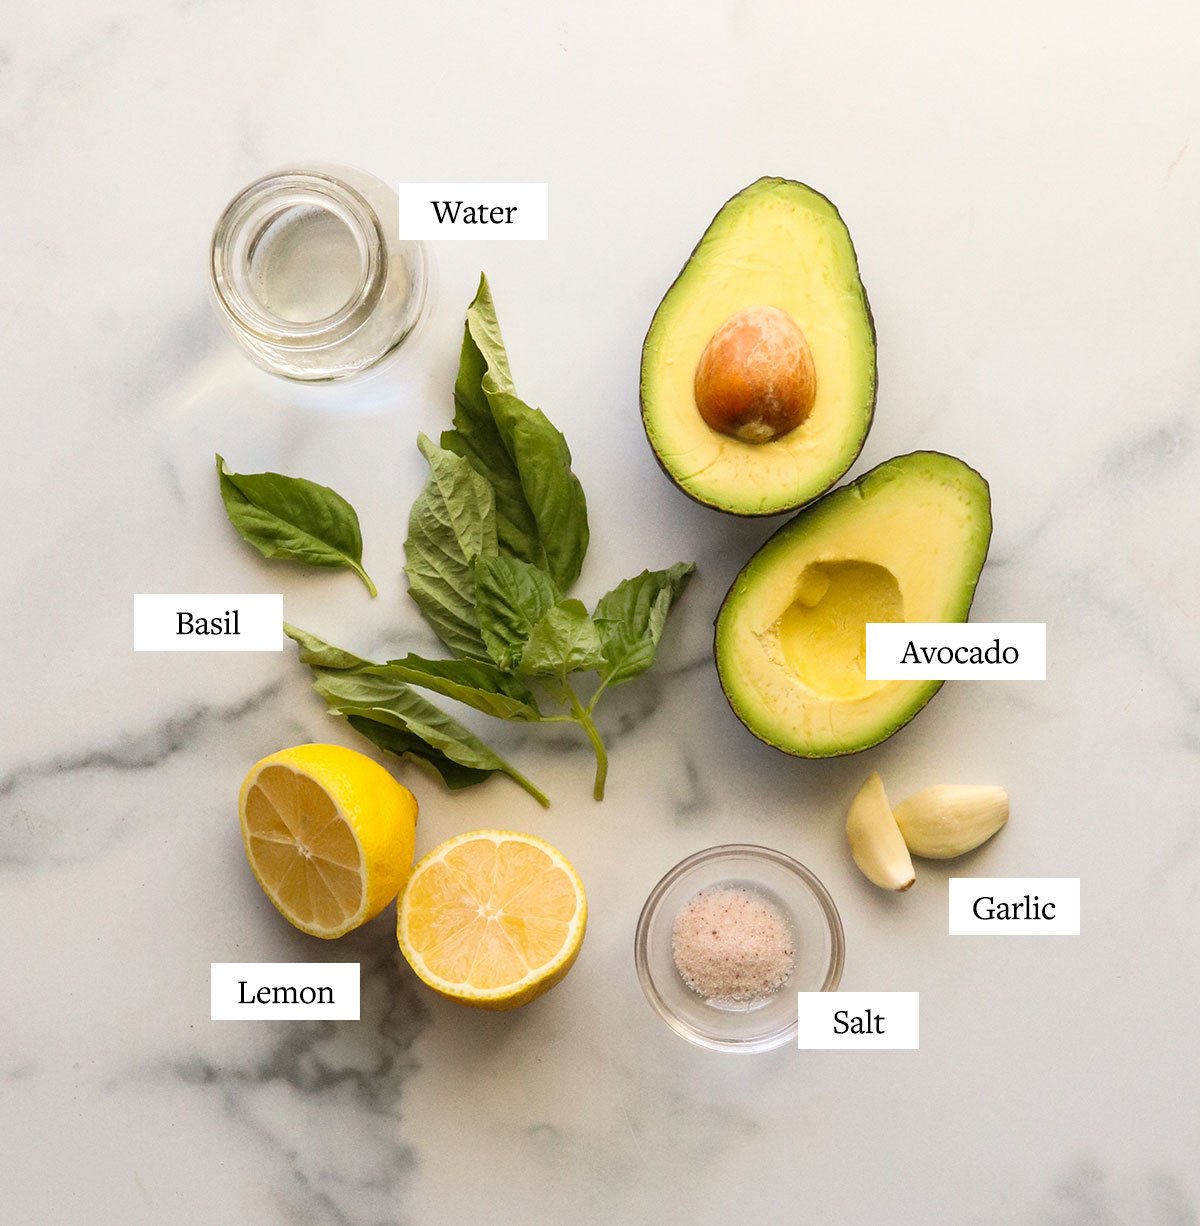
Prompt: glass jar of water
<box><xmin>209</xmin><ymin>165</ymin><xmax>429</xmax><ymax>381</ymax></box>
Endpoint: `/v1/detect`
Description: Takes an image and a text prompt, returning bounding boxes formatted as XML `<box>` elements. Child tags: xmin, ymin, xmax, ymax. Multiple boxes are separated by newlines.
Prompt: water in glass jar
<box><xmin>249</xmin><ymin>205</ymin><xmax>364</xmax><ymax>324</ymax></box>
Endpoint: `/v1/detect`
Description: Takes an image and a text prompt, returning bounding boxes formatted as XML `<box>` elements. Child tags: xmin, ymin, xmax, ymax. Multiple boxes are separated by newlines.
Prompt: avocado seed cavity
<box><xmin>778</xmin><ymin>560</ymin><xmax>903</xmax><ymax>700</ymax></box>
<box><xmin>694</xmin><ymin>306</ymin><xmax>816</xmax><ymax>444</ymax></box>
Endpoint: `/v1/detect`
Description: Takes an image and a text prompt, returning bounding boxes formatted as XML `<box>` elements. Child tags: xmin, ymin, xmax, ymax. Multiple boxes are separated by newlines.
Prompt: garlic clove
<box><xmin>846</xmin><ymin>772</ymin><xmax>916</xmax><ymax>892</ymax></box>
<box><xmin>893</xmin><ymin>785</ymin><xmax>1009</xmax><ymax>860</ymax></box>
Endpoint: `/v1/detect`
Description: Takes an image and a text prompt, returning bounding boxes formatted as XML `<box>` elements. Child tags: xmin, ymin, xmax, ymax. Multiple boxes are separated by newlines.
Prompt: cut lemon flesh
<box><xmin>239</xmin><ymin>744</ymin><xmax>417</xmax><ymax>939</ymax></box>
<box><xmin>398</xmin><ymin>830</ymin><xmax>587</xmax><ymax>1009</ymax></box>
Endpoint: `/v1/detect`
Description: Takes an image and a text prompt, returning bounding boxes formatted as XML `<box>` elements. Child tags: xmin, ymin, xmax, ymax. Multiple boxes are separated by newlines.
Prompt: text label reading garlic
<box><xmin>796</xmin><ymin>992</ymin><xmax>919</xmax><ymax>1050</ymax></box>
<box><xmin>948</xmin><ymin>878</ymin><xmax>1080</xmax><ymax>936</ymax></box>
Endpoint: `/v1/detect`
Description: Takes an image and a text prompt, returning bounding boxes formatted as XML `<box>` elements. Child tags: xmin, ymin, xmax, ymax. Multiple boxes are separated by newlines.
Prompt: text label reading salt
<box><xmin>796</xmin><ymin>991</ymin><xmax>920</xmax><ymax>1050</ymax></box>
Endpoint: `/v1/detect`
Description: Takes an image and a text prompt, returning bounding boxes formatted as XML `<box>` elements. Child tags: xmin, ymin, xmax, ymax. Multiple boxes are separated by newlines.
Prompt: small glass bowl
<box><xmin>634</xmin><ymin>845</ymin><xmax>844</xmax><ymax>1053</ymax></box>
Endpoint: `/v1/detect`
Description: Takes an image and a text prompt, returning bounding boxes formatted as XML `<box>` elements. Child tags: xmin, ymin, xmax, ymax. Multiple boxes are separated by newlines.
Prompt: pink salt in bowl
<box><xmin>634</xmin><ymin>844</ymin><xmax>845</xmax><ymax>1053</ymax></box>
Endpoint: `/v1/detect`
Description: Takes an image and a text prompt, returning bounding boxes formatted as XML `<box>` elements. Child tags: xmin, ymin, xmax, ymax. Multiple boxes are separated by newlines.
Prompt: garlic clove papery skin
<box><xmin>893</xmin><ymin>785</ymin><xmax>1009</xmax><ymax>859</ymax></box>
<box><xmin>846</xmin><ymin>772</ymin><xmax>916</xmax><ymax>892</ymax></box>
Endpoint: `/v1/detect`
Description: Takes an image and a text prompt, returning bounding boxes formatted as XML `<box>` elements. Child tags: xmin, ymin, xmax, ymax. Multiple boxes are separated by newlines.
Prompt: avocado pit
<box><xmin>694</xmin><ymin>305</ymin><xmax>816</xmax><ymax>444</ymax></box>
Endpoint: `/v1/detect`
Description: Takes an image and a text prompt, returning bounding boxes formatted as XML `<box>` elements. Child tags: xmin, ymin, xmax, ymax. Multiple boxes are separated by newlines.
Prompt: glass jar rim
<box><xmin>209</xmin><ymin>168</ymin><xmax>387</xmax><ymax>348</ymax></box>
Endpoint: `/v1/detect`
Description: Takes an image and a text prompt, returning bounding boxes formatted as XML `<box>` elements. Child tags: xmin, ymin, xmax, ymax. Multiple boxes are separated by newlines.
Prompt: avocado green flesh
<box><xmin>715</xmin><ymin>452</ymin><xmax>992</xmax><ymax>756</ymax></box>
<box><xmin>641</xmin><ymin>177</ymin><xmax>877</xmax><ymax>516</ymax></box>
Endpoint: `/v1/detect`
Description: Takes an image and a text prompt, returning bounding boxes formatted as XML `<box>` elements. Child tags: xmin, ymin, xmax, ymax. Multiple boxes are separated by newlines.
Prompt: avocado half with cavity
<box><xmin>641</xmin><ymin>177</ymin><xmax>877</xmax><ymax>516</ymax></box>
<box><xmin>715</xmin><ymin>452</ymin><xmax>992</xmax><ymax>756</ymax></box>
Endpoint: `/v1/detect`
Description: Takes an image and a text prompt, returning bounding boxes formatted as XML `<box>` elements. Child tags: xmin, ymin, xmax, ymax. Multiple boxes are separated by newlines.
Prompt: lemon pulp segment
<box><xmin>242</xmin><ymin>764</ymin><xmax>365</xmax><ymax>931</ymax></box>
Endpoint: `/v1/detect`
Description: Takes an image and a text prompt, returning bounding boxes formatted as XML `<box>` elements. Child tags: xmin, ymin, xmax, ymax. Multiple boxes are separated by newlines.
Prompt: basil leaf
<box><xmin>285</xmin><ymin>624</ymin><xmax>538</xmax><ymax>720</ymax></box>
<box><xmin>592</xmin><ymin>563</ymin><xmax>696</xmax><ymax>687</ymax></box>
<box><xmin>403</xmin><ymin>435</ymin><xmax>497</xmax><ymax>660</ymax></box>
<box><xmin>520</xmin><ymin>599</ymin><xmax>605</xmax><ymax>680</ymax></box>
<box><xmin>311</xmin><ymin>667</ymin><xmax>547</xmax><ymax>804</ymax></box>
<box><xmin>488</xmin><ymin>390</ymin><xmax>590</xmax><ymax>591</ymax></box>
<box><xmin>344</xmin><ymin>715</ymin><xmax>495</xmax><ymax>791</ymax></box>
<box><xmin>444</xmin><ymin>278</ymin><xmax>538</xmax><ymax>564</ymax></box>
<box><xmin>474</xmin><ymin>554</ymin><xmax>561</xmax><ymax>671</ymax></box>
<box><xmin>441</xmin><ymin>276</ymin><xmax>589</xmax><ymax>590</ymax></box>
<box><xmin>216</xmin><ymin>455</ymin><xmax>376</xmax><ymax>596</ymax></box>
<box><xmin>383</xmin><ymin>654</ymin><xmax>542</xmax><ymax>721</ymax></box>
<box><xmin>283</xmin><ymin>623</ymin><xmax>374</xmax><ymax>671</ymax></box>
<box><xmin>286</xmin><ymin>625</ymin><xmax>546</xmax><ymax>801</ymax></box>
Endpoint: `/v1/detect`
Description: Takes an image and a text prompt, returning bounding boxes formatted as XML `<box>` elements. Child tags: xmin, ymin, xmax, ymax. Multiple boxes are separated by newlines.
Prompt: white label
<box><xmin>211</xmin><ymin>963</ymin><xmax>360</xmax><ymax>1020</ymax></box>
<box><xmin>949</xmin><ymin>878</ymin><xmax>1080</xmax><ymax>935</ymax></box>
<box><xmin>865</xmin><ymin>622</ymin><xmax>1046</xmax><ymax>680</ymax></box>
<box><xmin>796</xmin><ymin>992</ymin><xmax>919</xmax><ymax>1050</ymax></box>
<box><xmin>397</xmin><ymin>182</ymin><xmax>549</xmax><ymax>240</ymax></box>
<box><xmin>134</xmin><ymin>594</ymin><xmax>283</xmax><ymax>652</ymax></box>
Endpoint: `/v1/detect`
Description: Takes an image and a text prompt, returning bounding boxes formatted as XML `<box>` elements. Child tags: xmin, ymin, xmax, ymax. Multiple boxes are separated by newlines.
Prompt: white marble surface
<box><xmin>3</xmin><ymin>2</ymin><xmax>1199</xmax><ymax>1223</ymax></box>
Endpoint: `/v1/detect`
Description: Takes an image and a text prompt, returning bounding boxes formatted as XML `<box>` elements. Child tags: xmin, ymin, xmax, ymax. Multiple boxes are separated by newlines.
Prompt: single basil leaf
<box><xmin>344</xmin><ymin>714</ymin><xmax>495</xmax><ymax>791</ymax></box>
<box><xmin>488</xmin><ymin>390</ymin><xmax>589</xmax><ymax>591</ymax></box>
<box><xmin>283</xmin><ymin>623</ymin><xmax>374</xmax><ymax>671</ymax></box>
<box><xmin>216</xmin><ymin>455</ymin><xmax>377</xmax><ymax>596</ymax></box>
<box><xmin>403</xmin><ymin>434</ymin><xmax>497</xmax><ymax>660</ymax></box>
<box><xmin>443</xmin><ymin>277</ymin><xmax>540</xmax><ymax>564</ymax></box>
<box><xmin>383</xmin><ymin>654</ymin><xmax>542</xmax><ymax>722</ymax></box>
<box><xmin>312</xmin><ymin>668</ymin><xmax>523</xmax><ymax>778</ymax></box>
<box><xmin>520</xmin><ymin>599</ymin><xmax>605</xmax><ymax>680</ymax></box>
<box><xmin>474</xmin><ymin>554</ymin><xmax>561</xmax><ymax>670</ymax></box>
<box><xmin>441</xmin><ymin>276</ymin><xmax>589</xmax><ymax>590</ymax></box>
<box><xmin>592</xmin><ymin>562</ymin><xmax>695</xmax><ymax>687</ymax></box>
<box><xmin>285</xmin><ymin>629</ymin><xmax>546</xmax><ymax>803</ymax></box>
<box><xmin>287</xmin><ymin>629</ymin><xmax>514</xmax><ymax>792</ymax></box>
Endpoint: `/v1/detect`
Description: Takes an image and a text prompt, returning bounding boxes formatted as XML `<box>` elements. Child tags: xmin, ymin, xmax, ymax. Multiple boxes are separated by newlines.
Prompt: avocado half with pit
<box><xmin>641</xmin><ymin>177</ymin><xmax>877</xmax><ymax>516</ymax></box>
<box><xmin>715</xmin><ymin>452</ymin><xmax>992</xmax><ymax>756</ymax></box>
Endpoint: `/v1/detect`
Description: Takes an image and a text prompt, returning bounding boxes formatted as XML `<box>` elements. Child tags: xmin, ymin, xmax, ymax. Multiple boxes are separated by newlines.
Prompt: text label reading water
<box><xmin>397</xmin><ymin>183</ymin><xmax>549</xmax><ymax>240</ymax></box>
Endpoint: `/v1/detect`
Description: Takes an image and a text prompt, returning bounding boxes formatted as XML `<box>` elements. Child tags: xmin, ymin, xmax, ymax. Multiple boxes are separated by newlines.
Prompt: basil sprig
<box><xmin>394</xmin><ymin>275</ymin><xmax>694</xmax><ymax>800</ymax></box>
<box><xmin>217</xmin><ymin>456</ymin><xmax>377</xmax><ymax>596</ymax></box>
<box><xmin>246</xmin><ymin>276</ymin><xmax>694</xmax><ymax>804</ymax></box>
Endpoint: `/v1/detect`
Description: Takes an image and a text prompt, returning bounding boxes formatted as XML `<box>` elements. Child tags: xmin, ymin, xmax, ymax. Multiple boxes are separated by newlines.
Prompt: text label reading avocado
<box><xmin>865</xmin><ymin>622</ymin><xmax>1046</xmax><ymax>681</ymax></box>
<box><xmin>397</xmin><ymin>183</ymin><xmax>548</xmax><ymax>240</ymax></box>
<box><xmin>210</xmin><ymin>963</ymin><xmax>360</xmax><ymax>1020</ymax></box>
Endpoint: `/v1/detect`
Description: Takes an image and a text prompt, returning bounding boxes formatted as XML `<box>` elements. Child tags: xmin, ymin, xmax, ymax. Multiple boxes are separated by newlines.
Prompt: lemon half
<box><xmin>398</xmin><ymin>830</ymin><xmax>587</xmax><ymax>1009</ymax></box>
<box><xmin>239</xmin><ymin>744</ymin><xmax>417</xmax><ymax>939</ymax></box>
